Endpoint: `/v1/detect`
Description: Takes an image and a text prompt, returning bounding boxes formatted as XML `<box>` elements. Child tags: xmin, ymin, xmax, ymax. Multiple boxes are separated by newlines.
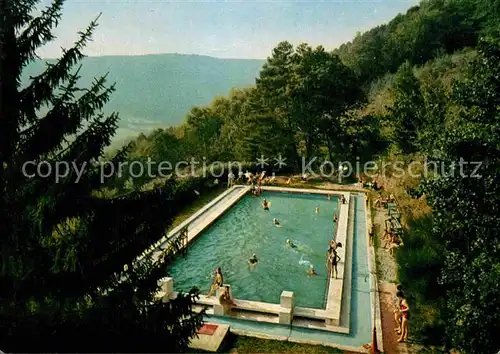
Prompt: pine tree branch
<box><xmin>54</xmin><ymin>112</ymin><xmax>119</xmax><ymax>165</ymax></box>
<box><xmin>17</xmin><ymin>188</ymin><xmax>178</xmax><ymax>299</ymax></box>
<box><xmin>19</xmin><ymin>13</ymin><xmax>102</xmax><ymax>123</ymax></box>
<box><xmin>18</xmin><ymin>73</ymin><xmax>115</xmax><ymax>162</ymax></box>
<box><xmin>6</xmin><ymin>0</ymin><xmax>39</xmax><ymax>32</ymax></box>
<box><xmin>17</xmin><ymin>65</ymin><xmax>83</xmax><ymax>154</ymax></box>
<box><xmin>17</xmin><ymin>0</ymin><xmax>64</xmax><ymax>67</ymax></box>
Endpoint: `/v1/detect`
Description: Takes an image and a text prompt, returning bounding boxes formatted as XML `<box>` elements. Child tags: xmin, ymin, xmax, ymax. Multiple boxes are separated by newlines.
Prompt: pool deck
<box><xmin>195</xmin><ymin>194</ymin><xmax>381</xmax><ymax>353</ymax></box>
<box><xmin>188</xmin><ymin>323</ymin><xmax>230</xmax><ymax>352</ymax></box>
<box><xmin>137</xmin><ymin>185</ymin><xmax>250</xmax><ymax>264</ymax></box>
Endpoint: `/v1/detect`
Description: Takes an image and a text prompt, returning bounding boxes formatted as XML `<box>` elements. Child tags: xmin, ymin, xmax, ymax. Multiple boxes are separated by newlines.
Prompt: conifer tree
<box><xmin>0</xmin><ymin>0</ymin><xmax>203</xmax><ymax>351</ymax></box>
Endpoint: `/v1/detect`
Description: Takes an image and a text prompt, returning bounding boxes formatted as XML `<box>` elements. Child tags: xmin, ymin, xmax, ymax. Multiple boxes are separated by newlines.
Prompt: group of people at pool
<box><xmin>206</xmin><ymin>192</ymin><xmax>343</xmax><ymax>303</ymax></box>
<box><xmin>207</xmin><ymin>267</ymin><xmax>234</xmax><ymax>307</ymax></box>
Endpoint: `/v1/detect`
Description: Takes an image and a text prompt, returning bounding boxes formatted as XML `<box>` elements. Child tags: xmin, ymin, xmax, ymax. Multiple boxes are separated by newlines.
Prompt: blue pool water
<box><xmin>168</xmin><ymin>191</ymin><xmax>340</xmax><ymax>308</ymax></box>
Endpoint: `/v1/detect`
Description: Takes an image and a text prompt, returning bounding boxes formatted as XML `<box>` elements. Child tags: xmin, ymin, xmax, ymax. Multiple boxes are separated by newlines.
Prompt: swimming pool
<box><xmin>168</xmin><ymin>191</ymin><xmax>340</xmax><ymax>308</ymax></box>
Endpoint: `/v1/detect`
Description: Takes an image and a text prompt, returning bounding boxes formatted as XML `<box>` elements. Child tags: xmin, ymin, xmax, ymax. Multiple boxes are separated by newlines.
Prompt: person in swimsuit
<box><xmin>315</xmin><ymin>207</ymin><xmax>319</xmax><ymax>214</ymax></box>
<box><xmin>262</xmin><ymin>199</ymin><xmax>269</xmax><ymax>210</ymax></box>
<box><xmin>393</xmin><ymin>285</ymin><xmax>403</xmax><ymax>330</ymax></box>
<box><xmin>307</xmin><ymin>264</ymin><xmax>317</xmax><ymax>275</ymax></box>
<box><xmin>218</xmin><ymin>285</ymin><xmax>234</xmax><ymax>308</ymax></box>
<box><xmin>273</xmin><ymin>218</ymin><xmax>280</xmax><ymax>226</ymax></box>
<box><xmin>248</xmin><ymin>253</ymin><xmax>258</xmax><ymax>269</ymax></box>
<box><xmin>286</xmin><ymin>239</ymin><xmax>297</xmax><ymax>248</ymax></box>
<box><xmin>330</xmin><ymin>250</ymin><xmax>341</xmax><ymax>279</ymax></box>
<box><xmin>329</xmin><ymin>240</ymin><xmax>342</xmax><ymax>253</ymax></box>
<box><xmin>395</xmin><ymin>291</ymin><xmax>409</xmax><ymax>342</ymax></box>
<box><xmin>333</xmin><ymin>215</ymin><xmax>338</xmax><ymax>222</ymax></box>
<box><xmin>208</xmin><ymin>267</ymin><xmax>223</xmax><ymax>296</ymax></box>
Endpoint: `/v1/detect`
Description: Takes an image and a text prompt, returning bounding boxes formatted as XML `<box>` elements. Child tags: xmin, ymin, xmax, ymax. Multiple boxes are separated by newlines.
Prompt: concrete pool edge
<box><xmin>229</xmin><ymin>327</ymin><xmax>368</xmax><ymax>354</ymax></box>
<box><xmin>364</xmin><ymin>193</ymin><xmax>384</xmax><ymax>353</ymax></box>
<box><xmin>137</xmin><ymin>185</ymin><xmax>249</xmax><ymax>264</ymax></box>
<box><xmin>155</xmin><ymin>189</ymin><xmax>375</xmax><ymax>353</ymax></box>
<box><xmin>339</xmin><ymin>194</ymin><xmax>355</xmax><ymax>330</ymax></box>
<box><xmin>156</xmin><ymin>187</ymin><xmax>352</xmax><ymax>332</ymax></box>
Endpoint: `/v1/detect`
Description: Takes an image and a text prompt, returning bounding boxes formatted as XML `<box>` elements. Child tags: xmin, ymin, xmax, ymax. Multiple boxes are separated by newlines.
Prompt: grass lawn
<box><xmin>187</xmin><ymin>333</ymin><xmax>346</xmax><ymax>353</ymax></box>
<box><xmin>170</xmin><ymin>186</ymin><xmax>227</xmax><ymax>229</ymax></box>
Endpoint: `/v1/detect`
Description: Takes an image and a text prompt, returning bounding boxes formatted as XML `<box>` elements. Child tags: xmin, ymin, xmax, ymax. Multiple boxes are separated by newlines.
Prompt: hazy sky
<box><xmin>36</xmin><ymin>0</ymin><xmax>419</xmax><ymax>59</ymax></box>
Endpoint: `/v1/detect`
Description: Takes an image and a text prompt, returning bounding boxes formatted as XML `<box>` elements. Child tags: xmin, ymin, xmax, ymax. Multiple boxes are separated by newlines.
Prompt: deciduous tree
<box><xmin>423</xmin><ymin>39</ymin><xmax>500</xmax><ymax>354</ymax></box>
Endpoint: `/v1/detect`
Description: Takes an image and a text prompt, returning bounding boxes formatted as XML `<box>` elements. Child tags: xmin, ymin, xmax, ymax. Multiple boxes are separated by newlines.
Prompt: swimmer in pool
<box><xmin>273</xmin><ymin>218</ymin><xmax>281</xmax><ymax>226</ymax></box>
<box><xmin>333</xmin><ymin>214</ymin><xmax>338</xmax><ymax>222</ymax></box>
<box><xmin>327</xmin><ymin>194</ymin><xmax>332</xmax><ymax>200</ymax></box>
<box><xmin>308</xmin><ymin>264</ymin><xmax>318</xmax><ymax>275</ymax></box>
<box><xmin>315</xmin><ymin>207</ymin><xmax>319</xmax><ymax>214</ymax></box>
<box><xmin>262</xmin><ymin>199</ymin><xmax>269</xmax><ymax>210</ymax></box>
<box><xmin>248</xmin><ymin>253</ymin><xmax>258</xmax><ymax>269</ymax></box>
<box><xmin>286</xmin><ymin>239</ymin><xmax>297</xmax><ymax>248</ymax></box>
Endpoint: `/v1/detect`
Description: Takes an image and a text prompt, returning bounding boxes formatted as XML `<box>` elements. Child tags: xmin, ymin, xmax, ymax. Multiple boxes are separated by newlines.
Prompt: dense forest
<box><xmin>1</xmin><ymin>0</ymin><xmax>500</xmax><ymax>353</ymax></box>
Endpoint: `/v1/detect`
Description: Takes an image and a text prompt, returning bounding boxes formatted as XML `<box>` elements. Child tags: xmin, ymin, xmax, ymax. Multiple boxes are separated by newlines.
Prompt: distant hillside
<box><xmin>23</xmin><ymin>54</ymin><xmax>264</xmax><ymax>144</ymax></box>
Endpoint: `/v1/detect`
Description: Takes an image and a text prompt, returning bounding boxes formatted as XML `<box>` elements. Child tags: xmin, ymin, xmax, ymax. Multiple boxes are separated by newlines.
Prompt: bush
<box><xmin>395</xmin><ymin>213</ymin><xmax>447</xmax><ymax>345</ymax></box>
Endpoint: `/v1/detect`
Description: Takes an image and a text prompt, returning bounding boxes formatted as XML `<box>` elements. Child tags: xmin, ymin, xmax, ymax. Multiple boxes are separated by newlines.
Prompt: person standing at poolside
<box><xmin>329</xmin><ymin>240</ymin><xmax>342</xmax><ymax>253</ymax></box>
<box><xmin>395</xmin><ymin>291</ymin><xmax>410</xmax><ymax>342</ymax></box>
<box><xmin>393</xmin><ymin>284</ymin><xmax>403</xmax><ymax>330</ymax></box>
<box><xmin>227</xmin><ymin>171</ymin><xmax>235</xmax><ymax>188</ymax></box>
<box><xmin>330</xmin><ymin>250</ymin><xmax>341</xmax><ymax>279</ymax></box>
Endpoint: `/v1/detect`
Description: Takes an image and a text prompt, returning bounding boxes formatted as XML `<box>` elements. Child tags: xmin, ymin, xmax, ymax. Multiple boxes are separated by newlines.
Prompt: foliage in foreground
<box><xmin>390</xmin><ymin>38</ymin><xmax>500</xmax><ymax>354</ymax></box>
<box><xmin>0</xmin><ymin>0</ymin><xmax>203</xmax><ymax>351</ymax></box>
<box><xmin>421</xmin><ymin>39</ymin><xmax>500</xmax><ymax>354</ymax></box>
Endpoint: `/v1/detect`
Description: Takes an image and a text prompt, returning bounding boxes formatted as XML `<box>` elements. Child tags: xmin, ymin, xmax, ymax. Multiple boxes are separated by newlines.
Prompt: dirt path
<box><xmin>372</xmin><ymin>204</ymin><xmax>413</xmax><ymax>354</ymax></box>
